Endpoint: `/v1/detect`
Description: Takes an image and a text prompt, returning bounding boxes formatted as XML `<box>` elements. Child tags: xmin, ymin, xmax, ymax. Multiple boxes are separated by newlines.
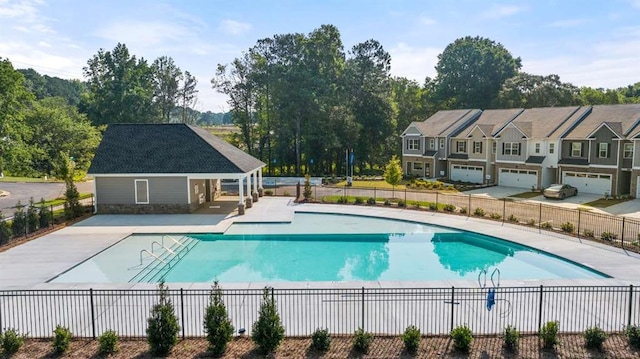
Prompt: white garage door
<box><xmin>450</xmin><ymin>165</ymin><xmax>484</xmax><ymax>184</ymax></box>
<box><xmin>563</xmin><ymin>172</ymin><xmax>611</xmax><ymax>195</ymax></box>
<box><xmin>498</xmin><ymin>169</ymin><xmax>538</xmax><ymax>189</ymax></box>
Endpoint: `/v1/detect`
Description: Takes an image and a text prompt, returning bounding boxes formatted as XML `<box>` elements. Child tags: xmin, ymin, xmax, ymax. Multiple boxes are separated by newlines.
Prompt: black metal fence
<box><xmin>1</xmin><ymin>285</ymin><xmax>638</xmax><ymax>338</ymax></box>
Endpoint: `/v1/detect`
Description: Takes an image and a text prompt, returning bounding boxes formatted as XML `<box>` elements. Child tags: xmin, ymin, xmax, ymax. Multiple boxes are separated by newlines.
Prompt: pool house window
<box><xmin>135</xmin><ymin>179</ymin><xmax>149</xmax><ymax>204</ymax></box>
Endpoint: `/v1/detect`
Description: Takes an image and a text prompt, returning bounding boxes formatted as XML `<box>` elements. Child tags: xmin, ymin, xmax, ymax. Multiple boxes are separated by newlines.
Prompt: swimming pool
<box><xmin>50</xmin><ymin>213</ymin><xmax>607</xmax><ymax>283</ymax></box>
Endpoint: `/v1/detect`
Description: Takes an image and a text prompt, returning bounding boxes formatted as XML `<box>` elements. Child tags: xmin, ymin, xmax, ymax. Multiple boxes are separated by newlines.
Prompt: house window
<box><xmin>406</xmin><ymin>138</ymin><xmax>420</xmax><ymax>151</ymax></box>
<box><xmin>473</xmin><ymin>141</ymin><xmax>482</xmax><ymax>154</ymax></box>
<box><xmin>624</xmin><ymin>143</ymin><xmax>633</xmax><ymax>158</ymax></box>
<box><xmin>439</xmin><ymin>138</ymin><xmax>445</xmax><ymax>149</ymax></box>
<box><xmin>456</xmin><ymin>141</ymin><xmax>466</xmax><ymax>153</ymax></box>
<box><xmin>135</xmin><ymin>179</ymin><xmax>149</xmax><ymax>204</ymax></box>
<box><xmin>429</xmin><ymin>138</ymin><xmax>435</xmax><ymax>149</ymax></box>
<box><xmin>413</xmin><ymin>162</ymin><xmax>423</xmax><ymax>170</ymax></box>
<box><xmin>598</xmin><ymin>143</ymin><xmax>609</xmax><ymax>158</ymax></box>
<box><xmin>492</xmin><ymin>142</ymin><xmax>496</xmax><ymax>154</ymax></box>
<box><xmin>535</xmin><ymin>143</ymin><xmax>540</xmax><ymax>154</ymax></box>
<box><xmin>503</xmin><ymin>142</ymin><xmax>520</xmax><ymax>156</ymax></box>
<box><xmin>571</xmin><ymin>142</ymin><xmax>582</xmax><ymax>157</ymax></box>
<box><xmin>549</xmin><ymin>143</ymin><xmax>555</xmax><ymax>154</ymax></box>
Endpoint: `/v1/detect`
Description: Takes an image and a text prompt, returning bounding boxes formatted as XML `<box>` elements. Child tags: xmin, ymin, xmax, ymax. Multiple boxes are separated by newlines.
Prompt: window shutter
<box><xmin>517</xmin><ymin>143</ymin><xmax>521</xmax><ymax>155</ymax></box>
<box><xmin>608</xmin><ymin>143</ymin><xmax>611</xmax><ymax>158</ymax></box>
<box><xmin>581</xmin><ymin>143</ymin><xmax>584</xmax><ymax>157</ymax></box>
<box><xmin>502</xmin><ymin>143</ymin><xmax>505</xmax><ymax>155</ymax></box>
<box><xmin>480</xmin><ymin>142</ymin><xmax>483</xmax><ymax>153</ymax></box>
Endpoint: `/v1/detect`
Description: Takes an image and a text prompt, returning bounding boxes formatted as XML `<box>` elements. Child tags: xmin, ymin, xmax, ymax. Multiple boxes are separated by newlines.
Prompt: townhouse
<box><xmin>448</xmin><ymin>108</ymin><xmax>524</xmax><ymax>184</ymax></box>
<box><xmin>493</xmin><ymin>106</ymin><xmax>590</xmax><ymax>190</ymax></box>
<box><xmin>401</xmin><ymin>109</ymin><xmax>481</xmax><ymax>179</ymax></box>
<box><xmin>559</xmin><ymin>105</ymin><xmax>640</xmax><ymax>196</ymax></box>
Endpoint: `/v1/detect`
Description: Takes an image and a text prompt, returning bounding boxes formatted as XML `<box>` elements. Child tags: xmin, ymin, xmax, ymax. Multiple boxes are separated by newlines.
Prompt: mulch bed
<box><xmin>8</xmin><ymin>334</ymin><xmax>639</xmax><ymax>358</ymax></box>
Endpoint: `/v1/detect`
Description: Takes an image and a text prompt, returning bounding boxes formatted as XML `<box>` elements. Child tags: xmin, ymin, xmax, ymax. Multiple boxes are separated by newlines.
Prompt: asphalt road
<box><xmin>0</xmin><ymin>181</ymin><xmax>94</xmax><ymax>213</ymax></box>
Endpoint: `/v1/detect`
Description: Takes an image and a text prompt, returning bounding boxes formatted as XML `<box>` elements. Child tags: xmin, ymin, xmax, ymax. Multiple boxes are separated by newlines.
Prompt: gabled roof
<box><xmin>565</xmin><ymin>104</ymin><xmax>640</xmax><ymax>139</ymax></box>
<box><xmin>501</xmin><ymin>106</ymin><xmax>582</xmax><ymax>138</ymax></box>
<box><xmin>457</xmin><ymin>108</ymin><xmax>524</xmax><ymax>139</ymax></box>
<box><xmin>88</xmin><ymin>124</ymin><xmax>265</xmax><ymax>175</ymax></box>
<box><xmin>549</xmin><ymin>106</ymin><xmax>592</xmax><ymax>139</ymax></box>
<box><xmin>412</xmin><ymin>109</ymin><xmax>481</xmax><ymax>137</ymax></box>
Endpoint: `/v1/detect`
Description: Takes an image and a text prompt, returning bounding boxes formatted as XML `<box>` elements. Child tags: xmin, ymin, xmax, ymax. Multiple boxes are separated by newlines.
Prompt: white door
<box><xmin>562</xmin><ymin>171</ymin><xmax>611</xmax><ymax>195</ymax></box>
<box><xmin>450</xmin><ymin>165</ymin><xmax>484</xmax><ymax>184</ymax></box>
<box><xmin>498</xmin><ymin>169</ymin><xmax>538</xmax><ymax>189</ymax></box>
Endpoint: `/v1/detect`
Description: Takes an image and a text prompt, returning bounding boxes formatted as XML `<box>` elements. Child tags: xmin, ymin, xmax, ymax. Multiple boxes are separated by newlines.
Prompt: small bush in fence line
<box><xmin>146</xmin><ymin>281</ymin><xmax>180</xmax><ymax>356</ymax></box>
<box><xmin>0</xmin><ymin>211</ymin><xmax>12</xmax><ymax>245</ymax></box>
<box><xmin>473</xmin><ymin>207</ymin><xmax>485</xmax><ymax>217</ymax></box>
<box><xmin>584</xmin><ymin>229</ymin><xmax>595</xmax><ymax>238</ymax></box>
<box><xmin>451</xmin><ymin>325</ymin><xmax>473</xmax><ymax>353</ymax></box>
<box><xmin>459</xmin><ymin>206</ymin><xmax>467</xmax><ymax>214</ymax></box>
<box><xmin>541</xmin><ymin>222</ymin><xmax>553</xmax><ymax>230</ymax></box>
<box><xmin>367</xmin><ymin>197</ymin><xmax>376</xmax><ymax>205</ymax></box>
<box><xmin>283</xmin><ymin>191</ymin><xmax>291</xmax><ymax>196</ymax></box>
<box><xmin>354</xmin><ymin>197</ymin><xmax>364</xmax><ymax>205</ymax></box>
<box><xmin>26</xmin><ymin>198</ymin><xmax>38</xmax><ymax>233</ymax></box>
<box><xmin>443</xmin><ymin>204</ymin><xmax>455</xmax><ymax>212</ymax></box>
<box><xmin>264</xmin><ymin>189</ymin><xmax>273</xmax><ymax>196</ymax></box>
<box><xmin>540</xmin><ymin>321</ymin><xmax>559</xmax><ymax>349</ymax></box>
<box><xmin>489</xmin><ymin>213</ymin><xmax>501</xmax><ymax>220</ymax></box>
<box><xmin>584</xmin><ymin>325</ymin><xmax>607</xmax><ymax>351</ymax></box>
<box><xmin>527</xmin><ymin>219</ymin><xmax>536</xmax><ymax>226</ymax></box>
<box><xmin>503</xmin><ymin>325</ymin><xmax>519</xmax><ymax>353</ymax></box>
<box><xmin>311</xmin><ymin>328</ymin><xmax>331</xmax><ymax>352</ymax></box>
<box><xmin>353</xmin><ymin>328</ymin><xmax>374</xmax><ymax>354</ymax></box>
<box><xmin>11</xmin><ymin>202</ymin><xmax>26</xmax><ymax>236</ymax></box>
<box><xmin>303</xmin><ymin>174</ymin><xmax>313</xmax><ymax>200</ymax></box>
<box><xmin>600</xmin><ymin>231</ymin><xmax>617</xmax><ymax>241</ymax></box>
<box><xmin>561</xmin><ymin>222</ymin><xmax>575</xmax><ymax>233</ymax></box>
<box><xmin>397</xmin><ymin>200</ymin><xmax>405</xmax><ymax>207</ymax></box>
<box><xmin>337</xmin><ymin>196</ymin><xmax>348</xmax><ymax>204</ymax></box>
<box><xmin>204</xmin><ymin>281</ymin><xmax>234</xmax><ymax>356</ymax></box>
<box><xmin>413</xmin><ymin>200</ymin><xmax>421</xmax><ymax>209</ymax></box>
<box><xmin>98</xmin><ymin>330</ymin><xmax>119</xmax><ymax>355</ymax></box>
<box><xmin>384</xmin><ymin>199</ymin><xmax>391</xmax><ymax>206</ymax></box>
<box><xmin>402</xmin><ymin>325</ymin><xmax>421</xmax><ymax>354</ymax></box>
<box><xmin>1</xmin><ymin>328</ymin><xmax>25</xmax><ymax>355</ymax></box>
<box><xmin>252</xmin><ymin>287</ymin><xmax>285</xmax><ymax>354</ymax></box>
<box><xmin>52</xmin><ymin>325</ymin><xmax>72</xmax><ymax>355</ymax></box>
<box><xmin>625</xmin><ymin>324</ymin><xmax>640</xmax><ymax>349</ymax></box>
<box><xmin>507</xmin><ymin>214</ymin><xmax>518</xmax><ymax>222</ymax></box>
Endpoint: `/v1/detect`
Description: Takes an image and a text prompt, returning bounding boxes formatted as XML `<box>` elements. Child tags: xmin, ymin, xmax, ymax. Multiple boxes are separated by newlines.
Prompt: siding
<box><xmin>496</xmin><ymin>127</ymin><xmax>527</xmax><ymax>162</ymax></box>
<box><xmin>468</xmin><ymin>129</ymin><xmax>486</xmax><ymax>161</ymax></box>
<box><xmin>589</xmin><ymin>127</ymin><xmax>618</xmax><ymax>166</ymax></box>
<box><xmin>635</xmin><ymin>141</ymin><xmax>640</xmax><ymax>168</ymax></box>
<box><xmin>561</xmin><ymin>140</ymin><xmax>589</xmax><ymax>160</ymax></box>
<box><xmin>96</xmin><ymin>176</ymin><xmax>188</xmax><ymax>205</ymax></box>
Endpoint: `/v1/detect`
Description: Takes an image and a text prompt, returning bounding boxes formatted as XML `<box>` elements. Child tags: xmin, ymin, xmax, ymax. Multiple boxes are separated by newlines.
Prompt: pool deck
<box><xmin>1</xmin><ymin>197</ymin><xmax>640</xmax><ymax>290</ymax></box>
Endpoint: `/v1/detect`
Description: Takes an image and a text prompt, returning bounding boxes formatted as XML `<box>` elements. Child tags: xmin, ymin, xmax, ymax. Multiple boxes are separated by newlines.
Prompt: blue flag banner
<box><xmin>350</xmin><ymin>150</ymin><xmax>354</xmax><ymax>165</ymax></box>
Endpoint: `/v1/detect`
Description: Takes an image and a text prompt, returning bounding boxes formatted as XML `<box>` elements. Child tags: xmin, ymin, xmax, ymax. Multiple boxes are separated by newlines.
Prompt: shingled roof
<box><xmin>88</xmin><ymin>124</ymin><xmax>265</xmax><ymax>174</ymax></box>
<box><xmin>565</xmin><ymin>104</ymin><xmax>640</xmax><ymax>139</ymax></box>
<box><xmin>456</xmin><ymin>108</ymin><xmax>524</xmax><ymax>139</ymax></box>
<box><xmin>411</xmin><ymin>109</ymin><xmax>482</xmax><ymax>137</ymax></box>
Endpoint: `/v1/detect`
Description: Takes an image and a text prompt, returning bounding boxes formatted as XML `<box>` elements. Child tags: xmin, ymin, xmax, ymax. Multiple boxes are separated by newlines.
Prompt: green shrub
<box><xmin>625</xmin><ymin>324</ymin><xmax>640</xmax><ymax>349</ymax></box>
<box><xmin>303</xmin><ymin>174</ymin><xmax>313</xmax><ymax>200</ymax></box>
<box><xmin>264</xmin><ymin>189</ymin><xmax>274</xmax><ymax>196</ymax></box>
<box><xmin>413</xmin><ymin>200</ymin><xmax>421</xmax><ymax>209</ymax></box>
<box><xmin>428</xmin><ymin>202</ymin><xmax>437</xmax><ymax>211</ymax></box>
<box><xmin>527</xmin><ymin>219</ymin><xmax>536</xmax><ymax>226</ymax></box>
<box><xmin>1</xmin><ymin>328</ymin><xmax>24</xmax><ymax>355</ymax></box>
<box><xmin>252</xmin><ymin>287</ymin><xmax>285</xmax><ymax>354</ymax></box>
<box><xmin>384</xmin><ymin>199</ymin><xmax>391</xmax><ymax>206</ymax></box>
<box><xmin>98</xmin><ymin>330</ymin><xmax>119</xmax><ymax>355</ymax></box>
<box><xmin>353</xmin><ymin>328</ymin><xmax>373</xmax><ymax>353</ymax></box>
<box><xmin>397</xmin><ymin>200</ymin><xmax>405</xmax><ymax>207</ymax></box>
<box><xmin>311</xmin><ymin>328</ymin><xmax>331</xmax><ymax>352</ymax></box>
<box><xmin>283</xmin><ymin>191</ymin><xmax>291</xmax><ymax>196</ymax></box>
<box><xmin>583</xmin><ymin>229</ymin><xmax>594</xmax><ymax>238</ymax></box>
<box><xmin>451</xmin><ymin>325</ymin><xmax>473</xmax><ymax>353</ymax></box>
<box><xmin>367</xmin><ymin>197</ymin><xmax>376</xmax><ymax>205</ymax></box>
<box><xmin>26</xmin><ymin>198</ymin><xmax>38</xmax><ymax>233</ymax></box>
<box><xmin>540</xmin><ymin>321</ymin><xmax>559</xmax><ymax>349</ymax></box>
<box><xmin>354</xmin><ymin>197</ymin><xmax>364</xmax><ymax>205</ymax></box>
<box><xmin>584</xmin><ymin>325</ymin><xmax>607</xmax><ymax>351</ymax></box>
<box><xmin>402</xmin><ymin>325</ymin><xmax>421</xmax><ymax>354</ymax></box>
<box><xmin>601</xmin><ymin>231</ymin><xmax>617</xmax><ymax>241</ymax></box>
<box><xmin>459</xmin><ymin>206</ymin><xmax>467</xmax><ymax>214</ymax></box>
<box><xmin>503</xmin><ymin>325</ymin><xmax>519</xmax><ymax>352</ymax></box>
<box><xmin>38</xmin><ymin>198</ymin><xmax>51</xmax><ymax>229</ymax></box>
<box><xmin>52</xmin><ymin>325</ymin><xmax>72</xmax><ymax>355</ymax></box>
<box><xmin>443</xmin><ymin>204</ymin><xmax>455</xmax><ymax>212</ymax></box>
<box><xmin>508</xmin><ymin>214</ymin><xmax>518</xmax><ymax>222</ymax></box>
<box><xmin>489</xmin><ymin>213</ymin><xmax>501</xmax><ymax>220</ymax></box>
<box><xmin>561</xmin><ymin>222</ymin><xmax>575</xmax><ymax>233</ymax></box>
<box><xmin>11</xmin><ymin>202</ymin><xmax>26</xmax><ymax>236</ymax></box>
<box><xmin>337</xmin><ymin>196</ymin><xmax>348</xmax><ymax>204</ymax></box>
<box><xmin>204</xmin><ymin>281</ymin><xmax>234</xmax><ymax>356</ymax></box>
<box><xmin>0</xmin><ymin>211</ymin><xmax>12</xmax><ymax>245</ymax></box>
<box><xmin>541</xmin><ymin>222</ymin><xmax>553</xmax><ymax>230</ymax></box>
<box><xmin>146</xmin><ymin>282</ymin><xmax>180</xmax><ymax>356</ymax></box>
<box><xmin>63</xmin><ymin>178</ymin><xmax>84</xmax><ymax>220</ymax></box>
<box><xmin>473</xmin><ymin>207</ymin><xmax>485</xmax><ymax>217</ymax></box>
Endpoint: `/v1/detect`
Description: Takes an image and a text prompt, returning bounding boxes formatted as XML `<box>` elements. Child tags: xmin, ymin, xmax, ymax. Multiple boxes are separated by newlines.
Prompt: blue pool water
<box><xmin>51</xmin><ymin>213</ymin><xmax>607</xmax><ymax>283</ymax></box>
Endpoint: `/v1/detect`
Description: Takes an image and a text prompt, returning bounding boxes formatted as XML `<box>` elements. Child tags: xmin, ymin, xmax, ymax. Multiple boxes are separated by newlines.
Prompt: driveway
<box><xmin>0</xmin><ymin>181</ymin><xmax>94</xmax><ymax>213</ymax></box>
<box><xmin>465</xmin><ymin>186</ymin><xmax>603</xmax><ymax>211</ymax></box>
<box><xmin>601</xmin><ymin>199</ymin><xmax>640</xmax><ymax>218</ymax></box>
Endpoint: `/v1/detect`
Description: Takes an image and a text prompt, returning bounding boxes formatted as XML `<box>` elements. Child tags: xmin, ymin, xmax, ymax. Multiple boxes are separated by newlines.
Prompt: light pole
<box><xmin>268</xmin><ymin>130</ymin><xmax>274</xmax><ymax>176</ymax></box>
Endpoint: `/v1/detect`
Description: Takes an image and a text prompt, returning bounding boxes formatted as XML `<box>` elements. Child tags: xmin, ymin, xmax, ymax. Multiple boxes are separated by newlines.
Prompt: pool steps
<box><xmin>128</xmin><ymin>235</ymin><xmax>199</xmax><ymax>283</ymax></box>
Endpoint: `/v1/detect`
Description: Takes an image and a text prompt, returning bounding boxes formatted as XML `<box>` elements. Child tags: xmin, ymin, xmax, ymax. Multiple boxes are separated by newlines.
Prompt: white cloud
<box><xmin>219</xmin><ymin>19</ymin><xmax>251</xmax><ymax>35</ymax></box>
<box><xmin>480</xmin><ymin>4</ymin><xmax>525</xmax><ymax>19</ymax></box>
<box><xmin>547</xmin><ymin>18</ymin><xmax>588</xmax><ymax>28</ymax></box>
<box><xmin>388</xmin><ymin>43</ymin><xmax>440</xmax><ymax>83</ymax></box>
<box><xmin>0</xmin><ymin>41</ymin><xmax>84</xmax><ymax>78</ymax></box>
<box><xmin>0</xmin><ymin>0</ymin><xmax>42</xmax><ymax>20</ymax></box>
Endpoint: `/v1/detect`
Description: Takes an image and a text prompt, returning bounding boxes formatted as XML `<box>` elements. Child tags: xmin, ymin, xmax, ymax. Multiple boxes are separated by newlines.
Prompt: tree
<box><xmin>251</xmin><ymin>287</ymin><xmax>285</xmax><ymax>354</ymax></box>
<box><xmin>146</xmin><ymin>281</ymin><xmax>180</xmax><ymax>356</ymax></box>
<box><xmin>152</xmin><ymin>56</ymin><xmax>182</xmax><ymax>122</ymax></box>
<box><xmin>179</xmin><ymin>71</ymin><xmax>198</xmax><ymax>123</ymax></box>
<box><xmin>384</xmin><ymin>155</ymin><xmax>403</xmax><ymax>197</ymax></box>
<box><xmin>203</xmin><ymin>281</ymin><xmax>234</xmax><ymax>356</ymax></box>
<box><xmin>58</xmin><ymin>155</ymin><xmax>84</xmax><ymax>220</ymax></box>
<box><xmin>434</xmin><ymin>36</ymin><xmax>521</xmax><ymax>109</ymax></box>
<box><xmin>0</xmin><ymin>210</ymin><xmax>12</xmax><ymax>245</ymax></box>
<box><xmin>495</xmin><ymin>73</ymin><xmax>577</xmax><ymax>108</ymax></box>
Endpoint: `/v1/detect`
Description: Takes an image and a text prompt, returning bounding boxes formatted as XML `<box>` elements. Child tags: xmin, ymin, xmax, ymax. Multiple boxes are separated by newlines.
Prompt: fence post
<box><xmin>343</xmin><ymin>185</ymin><xmax>346</xmax><ymax>199</ymax></box>
<box><xmin>538</xmin><ymin>203</ymin><xmax>542</xmax><ymax>233</ymax></box>
<box><xmin>404</xmin><ymin>188</ymin><xmax>407</xmax><ymax>204</ymax></box>
<box><xmin>90</xmin><ymin>288</ymin><xmax>96</xmax><ymax>339</ymax></box>
<box><xmin>467</xmin><ymin>195</ymin><xmax>471</xmax><ymax>217</ymax></box>
<box><xmin>374</xmin><ymin>187</ymin><xmax>376</xmax><ymax>202</ymax></box>
<box><xmin>450</xmin><ymin>287</ymin><xmax>455</xmax><ymax>332</ymax></box>
<box><xmin>577</xmin><ymin>209</ymin><xmax>581</xmax><ymax>238</ymax></box>
<box><xmin>628</xmin><ymin>285</ymin><xmax>634</xmax><ymax>327</ymax></box>
<box><xmin>361</xmin><ymin>287</ymin><xmax>365</xmax><ymax>330</ymax></box>
<box><xmin>50</xmin><ymin>204</ymin><xmax>54</xmax><ymax>227</ymax></box>
<box><xmin>314</xmin><ymin>184</ymin><xmax>316</xmax><ymax>201</ymax></box>
<box><xmin>621</xmin><ymin>217</ymin><xmax>626</xmax><ymax>249</ymax></box>
<box><xmin>275</xmin><ymin>178</ymin><xmax>277</xmax><ymax>196</ymax></box>
<box><xmin>538</xmin><ymin>285</ymin><xmax>544</xmax><ymax>332</ymax></box>
<box><xmin>180</xmin><ymin>288</ymin><xmax>185</xmax><ymax>340</ymax></box>
<box><xmin>435</xmin><ymin>191</ymin><xmax>439</xmax><ymax>212</ymax></box>
<box><xmin>502</xmin><ymin>199</ymin><xmax>506</xmax><ymax>224</ymax></box>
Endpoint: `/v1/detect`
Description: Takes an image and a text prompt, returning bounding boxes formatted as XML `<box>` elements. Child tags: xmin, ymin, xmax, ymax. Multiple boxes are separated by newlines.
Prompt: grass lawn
<box><xmin>39</xmin><ymin>193</ymin><xmax>93</xmax><ymax>207</ymax></box>
<box><xmin>0</xmin><ymin>176</ymin><xmax>61</xmax><ymax>183</ymax></box>
<box><xmin>583</xmin><ymin>197</ymin><xmax>631</xmax><ymax>208</ymax></box>
<box><xmin>509</xmin><ymin>191</ymin><xmax>542</xmax><ymax>199</ymax></box>
<box><xmin>333</xmin><ymin>179</ymin><xmax>407</xmax><ymax>189</ymax></box>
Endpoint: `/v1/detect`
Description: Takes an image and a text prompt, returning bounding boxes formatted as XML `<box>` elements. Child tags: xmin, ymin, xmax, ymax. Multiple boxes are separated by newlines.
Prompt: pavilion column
<box><xmin>258</xmin><ymin>168</ymin><xmax>264</xmax><ymax>197</ymax></box>
<box><xmin>237</xmin><ymin>178</ymin><xmax>245</xmax><ymax>215</ymax></box>
<box><xmin>252</xmin><ymin>170</ymin><xmax>259</xmax><ymax>202</ymax></box>
<box><xmin>245</xmin><ymin>174</ymin><xmax>253</xmax><ymax>208</ymax></box>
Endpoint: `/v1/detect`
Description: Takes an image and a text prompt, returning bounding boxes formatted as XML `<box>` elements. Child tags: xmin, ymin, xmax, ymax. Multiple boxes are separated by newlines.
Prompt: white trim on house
<box><xmin>134</xmin><ymin>179</ymin><xmax>149</xmax><ymax>204</ymax></box>
<box><xmin>587</xmin><ymin>164</ymin><xmax>619</xmax><ymax>169</ymax></box>
<box><xmin>402</xmin><ymin>154</ymin><xmax>425</xmax><ymax>158</ymax></box>
<box><xmin>91</xmin><ymin>169</ymin><xmax>265</xmax><ymax>180</ymax></box>
<box><xmin>186</xmin><ymin>176</ymin><xmax>191</xmax><ymax>204</ymax></box>
<box><xmin>585</xmin><ymin>122</ymin><xmax>622</xmax><ymax>139</ymax></box>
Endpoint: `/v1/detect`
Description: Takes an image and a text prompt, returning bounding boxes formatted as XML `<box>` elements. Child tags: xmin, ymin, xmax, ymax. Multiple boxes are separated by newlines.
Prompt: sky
<box><xmin>1</xmin><ymin>0</ymin><xmax>639</xmax><ymax>113</ymax></box>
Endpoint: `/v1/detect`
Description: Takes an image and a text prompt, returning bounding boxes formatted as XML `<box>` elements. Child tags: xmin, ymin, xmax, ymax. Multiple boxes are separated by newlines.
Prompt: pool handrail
<box><xmin>139</xmin><ymin>249</ymin><xmax>166</xmax><ymax>266</ymax></box>
<box><xmin>151</xmin><ymin>241</ymin><xmax>175</xmax><ymax>255</ymax></box>
<box><xmin>162</xmin><ymin>235</ymin><xmax>184</xmax><ymax>248</ymax></box>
